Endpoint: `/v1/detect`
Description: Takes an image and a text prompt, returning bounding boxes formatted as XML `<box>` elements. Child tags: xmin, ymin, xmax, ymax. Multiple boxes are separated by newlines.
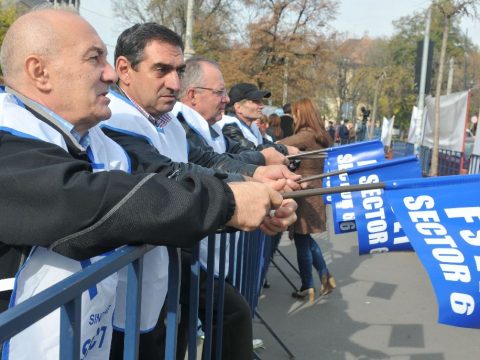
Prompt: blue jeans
<box><xmin>293</xmin><ymin>233</ymin><xmax>328</xmax><ymax>289</ymax></box>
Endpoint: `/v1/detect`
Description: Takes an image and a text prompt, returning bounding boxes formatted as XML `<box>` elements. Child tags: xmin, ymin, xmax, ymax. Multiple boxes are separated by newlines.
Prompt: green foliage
<box><xmin>109</xmin><ymin>0</ymin><xmax>480</xmax><ymax>125</ymax></box>
<box><xmin>0</xmin><ymin>0</ymin><xmax>17</xmax><ymax>78</ymax></box>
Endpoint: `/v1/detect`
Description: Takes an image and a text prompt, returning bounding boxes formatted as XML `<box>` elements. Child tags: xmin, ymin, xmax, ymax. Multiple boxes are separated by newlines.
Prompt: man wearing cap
<box><xmin>220</xmin><ymin>83</ymin><xmax>298</xmax><ymax>155</ymax></box>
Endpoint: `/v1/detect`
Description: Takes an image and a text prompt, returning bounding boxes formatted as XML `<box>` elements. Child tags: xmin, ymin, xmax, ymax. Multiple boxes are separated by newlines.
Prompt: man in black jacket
<box><xmin>100</xmin><ymin>22</ymin><xmax>299</xmax><ymax>360</ymax></box>
<box><xmin>221</xmin><ymin>83</ymin><xmax>298</xmax><ymax>156</ymax></box>
<box><xmin>103</xmin><ymin>26</ymin><xmax>300</xmax><ymax>192</ymax></box>
<box><xmin>0</xmin><ymin>8</ymin><xmax>294</xmax><ymax>356</ymax></box>
<box><xmin>178</xmin><ymin>57</ymin><xmax>289</xmax><ymax>166</ymax></box>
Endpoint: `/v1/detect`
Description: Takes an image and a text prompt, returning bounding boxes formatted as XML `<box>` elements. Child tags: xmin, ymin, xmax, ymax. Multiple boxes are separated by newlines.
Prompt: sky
<box><xmin>79</xmin><ymin>0</ymin><xmax>480</xmax><ymax>65</ymax></box>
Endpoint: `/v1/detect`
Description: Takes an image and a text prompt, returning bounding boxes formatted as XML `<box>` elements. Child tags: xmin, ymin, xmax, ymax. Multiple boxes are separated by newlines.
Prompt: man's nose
<box><xmin>102</xmin><ymin>61</ymin><xmax>118</xmax><ymax>84</ymax></box>
<box><xmin>165</xmin><ymin>71</ymin><xmax>181</xmax><ymax>92</ymax></box>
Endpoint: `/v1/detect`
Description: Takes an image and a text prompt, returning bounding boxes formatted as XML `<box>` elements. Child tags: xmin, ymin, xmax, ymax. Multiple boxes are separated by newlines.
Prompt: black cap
<box><xmin>228</xmin><ymin>83</ymin><xmax>271</xmax><ymax>106</ymax></box>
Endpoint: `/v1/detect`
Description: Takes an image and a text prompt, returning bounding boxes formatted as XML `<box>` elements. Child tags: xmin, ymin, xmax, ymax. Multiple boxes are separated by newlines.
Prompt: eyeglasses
<box><xmin>194</xmin><ymin>86</ymin><xmax>228</xmax><ymax>98</ymax></box>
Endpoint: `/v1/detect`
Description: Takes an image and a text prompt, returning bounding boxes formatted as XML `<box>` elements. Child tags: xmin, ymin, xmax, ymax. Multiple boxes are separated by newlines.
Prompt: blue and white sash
<box><xmin>172</xmin><ymin>102</ymin><xmax>227</xmax><ymax>154</ymax></box>
<box><xmin>218</xmin><ymin>114</ymin><xmax>263</xmax><ymax>146</ymax></box>
<box><xmin>0</xmin><ymin>93</ymin><xmax>129</xmax><ymax>360</ymax></box>
<box><xmin>104</xmin><ymin>92</ymin><xmax>188</xmax><ymax>331</ymax></box>
<box><xmin>171</xmin><ymin>103</ymin><xmax>232</xmax><ymax>277</ymax></box>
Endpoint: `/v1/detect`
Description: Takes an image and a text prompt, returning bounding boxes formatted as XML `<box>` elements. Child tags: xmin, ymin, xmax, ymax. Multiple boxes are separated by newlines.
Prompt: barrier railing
<box><xmin>468</xmin><ymin>154</ymin><xmax>480</xmax><ymax>174</ymax></box>
<box><xmin>0</xmin><ymin>230</ymin><xmax>275</xmax><ymax>360</ymax></box>
<box><xmin>392</xmin><ymin>141</ymin><xmax>470</xmax><ymax>176</ymax></box>
<box><xmin>0</xmin><ymin>245</ymin><xmax>156</xmax><ymax>359</ymax></box>
<box><xmin>391</xmin><ymin>141</ymin><xmax>415</xmax><ymax>158</ymax></box>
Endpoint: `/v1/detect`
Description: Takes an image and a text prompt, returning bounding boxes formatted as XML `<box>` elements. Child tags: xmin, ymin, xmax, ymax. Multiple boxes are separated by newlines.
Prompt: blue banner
<box><xmin>323</xmin><ymin>140</ymin><xmax>385</xmax><ymax>234</ymax></box>
<box><xmin>384</xmin><ymin>174</ymin><xmax>480</xmax><ymax>328</ymax></box>
<box><xmin>347</xmin><ymin>156</ymin><xmax>421</xmax><ymax>254</ymax></box>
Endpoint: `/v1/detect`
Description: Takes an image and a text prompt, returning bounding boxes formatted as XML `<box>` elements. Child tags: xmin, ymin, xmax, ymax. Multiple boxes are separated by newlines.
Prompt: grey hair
<box><xmin>178</xmin><ymin>56</ymin><xmax>220</xmax><ymax>100</ymax></box>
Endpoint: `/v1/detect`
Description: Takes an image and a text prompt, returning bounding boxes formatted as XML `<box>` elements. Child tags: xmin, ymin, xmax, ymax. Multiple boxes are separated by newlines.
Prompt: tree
<box><xmin>111</xmin><ymin>0</ymin><xmax>234</xmax><ymax>60</ymax></box>
<box><xmin>0</xmin><ymin>0</ymin><xmax>18</xmax><ymax>79</ymax></box>
<box><xmin>219</xmin><ymin>0</ymin><xmax>339</xmax><ymax>104</ymax></box>
<box><xmin>430</xmin><ymin>0</ymin><xmax>479</xmax><ymax>176</ymax></box>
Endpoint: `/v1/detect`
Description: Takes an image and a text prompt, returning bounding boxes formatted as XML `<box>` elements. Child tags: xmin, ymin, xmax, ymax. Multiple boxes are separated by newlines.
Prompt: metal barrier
<box><xmin>393</xmin><ymin>141</ymin><xmax>470</xmax><ymax>176</ymax></box>
<box><xmin>186</xmin><ymin>230</ymin><xmax>282</xmax><ymax>359</ymax></box>
<box><xmin>418</xmin><ymin>146</ymin><xmax>432</xmax><ymax>176</ymax></box>
<box><xmin>0</xmin><ymin>245</ymin><xmax>161</xmax><ymax>360</ymax></box>
<box><xmin>468</xmin><ymin>154</ymin><xmax>480</xmax><ymax>174</ymax></box>
<box><xmin>437</xmin><ymin>149</ymin><xmax>463</xmax><ymax>175</ymax></box>
<box><xmin>391</xmin><ymin>141</ymin><xmax>415</xmax><ymax>158</ymax></box>
<box><xmin>0</xmin><ymin>230</ymin><xmax>278</xmax><ymax>360</ymax></box>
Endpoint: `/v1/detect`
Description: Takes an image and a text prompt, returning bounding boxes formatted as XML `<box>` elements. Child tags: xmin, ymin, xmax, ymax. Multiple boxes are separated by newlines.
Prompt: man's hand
<box><xmin>260</xmin><ymin>147</ymin><xmax>289</xmax><ymax>166</ymax></box>
<box><xmin>252</xmin><ymin>165</ymin><xmax>302</xmax><ymax>192</ymax></box>
<box><xmin>260</xmin><ymin>199</ymin><xmax>298</xmax><ymax>236</ymax></box>
<box><xmin>226</xmin><ymin>182</ymin><xmax>283</xmax><ymax>232</ymax></box>
<box><xmin>285</xmin><ymin>145</ymin><xmax>300</xmax><ymax>155</ymax></box>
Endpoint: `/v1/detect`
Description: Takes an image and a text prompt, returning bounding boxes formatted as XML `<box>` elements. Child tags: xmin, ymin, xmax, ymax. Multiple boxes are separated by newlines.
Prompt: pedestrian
<box><xmin>277</xmin><ymin>98</ymin><xmax>336</xmax><ymax>301</ymax></box>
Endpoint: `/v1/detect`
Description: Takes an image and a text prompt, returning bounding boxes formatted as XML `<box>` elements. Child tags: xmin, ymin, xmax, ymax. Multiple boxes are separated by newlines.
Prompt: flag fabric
<box><xmin>381</xmin><ymin>116</ymin><xmax>395</xmax><ymax>147</ymax></box>
<box><xmin>348</xmin><ymin>156</ymin><xmax>421</xmax><ymax>254</ymax></box>
<box><xmin>422</xmin><ymin>91</ymin><xmax>469</xmax><ymax>152</ymax></box>
<box><xmin>384</xmin><ymin>174</ymin><xmax>480</xmax><ymax>328</ymax></box>
<box><xmin>407</xmin><ymin>106</ymin><xmax>419</xmax><ymax>144</ymax></box>
<box><xmin>324</xmin><ymin>140</ymin><xmax>386</xmax><ymax>234</ymax></box>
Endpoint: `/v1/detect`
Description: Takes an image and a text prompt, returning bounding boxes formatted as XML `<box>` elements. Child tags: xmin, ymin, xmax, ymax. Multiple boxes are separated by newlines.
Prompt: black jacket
<box><xmin>177</xmin><ymin>113</ymin><xmax>266</xmax><ymax>166</ymax></box>
<box><xmin>102</xmin><ymin>126</ymin><xmax>255</xmax><ymax>181</ymax></box>
<box><xmin>222</xmin><ymin>119</ymin><xmax>289</xmax><ymax>155</ymax></box>
<box><xmin>0</xmin><ymin>130</ymin><xmax>234</xmax><ymax>259</ymax></box>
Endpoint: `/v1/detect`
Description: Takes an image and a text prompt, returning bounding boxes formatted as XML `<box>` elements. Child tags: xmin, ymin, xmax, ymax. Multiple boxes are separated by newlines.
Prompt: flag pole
<box><xmin>286</xmin><ymin>148</ymin><xmax>328</xmax><ymax>159</ymax></box>
<box><xmin>298</xmin><ymin>168</ymin><xmax>349</xmax><ymax>183</ymax></box>
<box><xmin>283</xmin><ymin>182</ymin><xmax>385</xmax><ymax>199</ymax></box>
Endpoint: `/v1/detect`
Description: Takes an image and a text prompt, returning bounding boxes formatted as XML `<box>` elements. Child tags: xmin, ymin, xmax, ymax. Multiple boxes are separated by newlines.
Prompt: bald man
<box><xmin>0</xmin><ymin>7</ymin><xmax>289</xmax><ymax>359</ymax></box>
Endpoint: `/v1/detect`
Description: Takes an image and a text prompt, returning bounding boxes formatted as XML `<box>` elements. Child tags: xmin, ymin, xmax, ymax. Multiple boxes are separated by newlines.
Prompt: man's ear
<box><xmin>187</xmin><ymin>87</ymin><xmax>197</xmax><ymax>105</ymax></box>
<box><xmin>116</xmin><ymin>56</ymin><xmax>131</xmax><ymax>85</ymax></box>
<box><xmin>24</xmin><ymin>55</ymin><xmax>51</xmax><ymax>92</ymax></box>
<box><xmin>234</xmin><ymin>102</ymin><xmax>241</xmax><ymax>115</ymax></box>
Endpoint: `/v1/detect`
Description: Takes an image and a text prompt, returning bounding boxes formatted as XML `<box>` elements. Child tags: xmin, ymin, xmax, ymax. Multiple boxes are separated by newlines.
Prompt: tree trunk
<box><xmin>430</xmin><ymin>16</ymin><xmax>450</xmax><ymax>177</ymax></box>
<box><xmin>369</xmin><ymin>71</ymin><xmax>385</xmax><ymax>139</ymax></box>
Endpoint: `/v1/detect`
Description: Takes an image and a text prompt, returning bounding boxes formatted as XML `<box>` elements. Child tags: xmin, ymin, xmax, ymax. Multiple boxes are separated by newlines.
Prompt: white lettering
<box><xmin>416</xmin><ymin>222</ymin><xmax>447</xmax><ymax>236</ymax></box>
<box><xmin>459</xmin><ymin>230</ymin><xmax>480</xmax><ymax>246</ymax></box>
<box><xmin>432</xmin><ymin>248</ymin><xmax>464</xmax><ymax>264</ymax></box>
<box><xmin>450</xmin><ymin>293</ymin><xmax>474</xmax><ymax>315</ymax></box>
<box><xmin>369</xmin><ymin>231</ymin><xmax>388</xmax><ymax>244</ymax></box>
<box><xmin>404</xmin><ymin>195</ymin><xmax>434</xmax><ymax>211</ymax></box>
<box><xmin>410</xmin><ymin>210</ymin><xmax>440</xmax><ymax>223</ymax></box>
<box><xmin>439</xmin><ymin>264</ymin><xmax>471</xmax><ymax>282</ymax></box>
<box><xmin>445</xmin><ymin>207</ymin><xmax>480</xmax><ymax>223</ymax></box>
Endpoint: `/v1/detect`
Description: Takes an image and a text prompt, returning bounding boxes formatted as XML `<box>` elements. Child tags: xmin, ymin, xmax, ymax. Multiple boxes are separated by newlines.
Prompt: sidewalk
<box><xmin>253</xmin><ymin>207</ymin><xmax>480</xmax><ymax>360</ymax></box>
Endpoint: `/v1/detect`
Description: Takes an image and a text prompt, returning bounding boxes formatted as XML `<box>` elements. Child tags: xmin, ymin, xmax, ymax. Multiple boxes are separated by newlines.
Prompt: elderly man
<box><xmin>176</xmin><ymin>57</ymin><xmax>288</xmax><ymax>166</ymax></box>
<box><xmin>170</xmin><ymin>57</ymin><xmax>294</xmax><ymax>359</ymax></box>
<box><xmin>0</xmin><ymin>8</ymin><xmax>291</xmax><ymax>360</ymax></box>
<box><xmin>220</xmin><ymin>83</ymin><xmax>298</xmax><ymax>156</ymax></box>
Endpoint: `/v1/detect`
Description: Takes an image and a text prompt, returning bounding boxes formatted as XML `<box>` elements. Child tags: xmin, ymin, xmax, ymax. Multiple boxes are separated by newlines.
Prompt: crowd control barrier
<box><xmin>468</xmin><ymin>154</ymin><xmax>480</xmax><ymax>174</ymax></box>
<box><xmin>0</xmin><ymin>230</ymin><xmax>281</xmax><ymax>360</ymax></box>
<box><xmin>393</xmin><ymin>141</ymin><xmax>468</xmax><ymax>176</ymax></box>
<box><xmin>391</xmin><ymin>141</ymin><xmax>414</xmax><ymax>158</ymax></box>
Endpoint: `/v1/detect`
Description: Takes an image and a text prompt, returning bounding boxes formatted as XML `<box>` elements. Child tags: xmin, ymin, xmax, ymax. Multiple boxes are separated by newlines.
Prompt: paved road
<box><xmin>253</xmin><ymin>206</ymin><xmax>480</xmax><ymax>360</ymax></box>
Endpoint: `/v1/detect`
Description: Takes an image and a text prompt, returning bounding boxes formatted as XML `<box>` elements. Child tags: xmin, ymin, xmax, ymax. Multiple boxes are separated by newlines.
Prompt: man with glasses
<box><xmin>176</xmin><ymin>57</ymin><xmax>289</xmax><ymax>166</ymax></box>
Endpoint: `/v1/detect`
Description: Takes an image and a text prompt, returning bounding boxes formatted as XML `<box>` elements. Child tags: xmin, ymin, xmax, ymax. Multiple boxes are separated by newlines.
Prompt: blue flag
<box><xmin>324</xmin><ymin>140</ymin><xmax>385</xmax><ymax>234</ymax></box>
<box><xmin>347</xmin><ymin>156</ymin><xmax>421</xmax><ymax>254</ymax></box>
<box><xmin>384</xmin><ymin>174</ymin><xmax>480</xmax><ymax>328</ymax></box>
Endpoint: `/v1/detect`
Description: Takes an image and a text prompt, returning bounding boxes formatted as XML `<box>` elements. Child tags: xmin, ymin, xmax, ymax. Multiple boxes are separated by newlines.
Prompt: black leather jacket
<box><xmin>221</xmin><ymin>116</ymin><xmax>288</xmax><ymax>155</ymax></box>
